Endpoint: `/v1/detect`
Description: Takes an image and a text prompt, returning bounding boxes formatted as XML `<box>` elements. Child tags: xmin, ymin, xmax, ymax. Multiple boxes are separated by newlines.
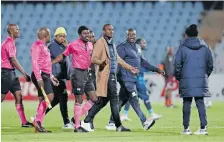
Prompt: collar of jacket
<box><xmin>103</xmin><ymin>36</ymin><xmax>114</xmax><ymax>44</ymax></box>
<box><xmin>126</xmin><ymin>40</ymin><xmax>136</xmax><ymax>48</ymax></box>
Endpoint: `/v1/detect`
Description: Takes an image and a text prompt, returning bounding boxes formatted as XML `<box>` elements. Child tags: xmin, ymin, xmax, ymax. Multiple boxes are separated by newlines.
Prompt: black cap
<box><xmin>185</xmin><ymin>24</ymin><xmax>198</xmax><ymax>37</ymax></box>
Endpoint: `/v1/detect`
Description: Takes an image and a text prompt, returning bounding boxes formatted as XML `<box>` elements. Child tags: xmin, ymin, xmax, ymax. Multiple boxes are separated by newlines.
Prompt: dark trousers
<box><xmin>45</xmin><ymin>80</ymin><xmax>70</xmax><ymax>125</ymax></box>
<box><xmin>109</xmin><ymin>81</ymin><xmax>147</xmax><ymax>124</ymax></box>
<box><xmin>84</xmin><ymin>74</ymin><xmax>122</xmax><ymax>128</ymax></box>
<box><xmin>183</xmin><ymin>97</ymin><xmax>207</xmax><ymax>129</ymax></box>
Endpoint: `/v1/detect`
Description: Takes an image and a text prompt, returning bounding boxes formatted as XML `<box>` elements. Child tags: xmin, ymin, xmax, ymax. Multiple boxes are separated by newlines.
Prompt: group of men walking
<box><xmin>1</xmin><ymin>23</ymin><xmax>213</xmax><ymax>135</ymax></box>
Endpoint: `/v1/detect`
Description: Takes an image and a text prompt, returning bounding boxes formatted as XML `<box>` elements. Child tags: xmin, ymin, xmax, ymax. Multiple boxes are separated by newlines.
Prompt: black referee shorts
<box><xmin>1</xmin><ymin>68</ymin><xmax>21</xmax><ymax>94</ymax></box>
<box><xmin>31</xmin><ymin>72</ymin><xmax>54</xmax><ymax>97</ymax></box>
<box><xmin>71</xmin><ymin>68</ymin><xmax>95</xmax><ymax>95</ymax></box>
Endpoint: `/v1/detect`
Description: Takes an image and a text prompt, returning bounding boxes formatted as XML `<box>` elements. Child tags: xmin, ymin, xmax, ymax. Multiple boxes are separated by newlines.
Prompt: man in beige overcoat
<box><xmin>81</xmin><ymin>24</ymin><xmax>138</xmax><ymax>132</ymax></box>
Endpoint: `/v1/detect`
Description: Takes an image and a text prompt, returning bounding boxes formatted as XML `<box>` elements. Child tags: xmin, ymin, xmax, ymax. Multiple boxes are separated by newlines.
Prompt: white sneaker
<box><xmin>63</xmin><ymin>123</ymin><xmax>74</xmax><ymax>129</ymax></box>
<box><xmin>151</xmin><ymin>113</ymin><xmax>162</xmax><ymax>120</ymax></box>
<box><xmin>30</xmin><ymin>116</ymin><xmax>35</xmax><ymax>122</ymax></box>
<box><xmin>105</xmin><ymin>123</ymin><xmax>116</xmax><ymax>131</ymax></box>
<box><xmin>81</xmin><ymin>121</ymin><xmax>94</xmax><ymax>132</ymax></box>
<box><xmin>120</xmin><ymin>115</ymin><xmax>132</xmax><ymax>122</ymax></box>
<box><xmin>181</xmin><ymin>127</ymin><xmax>192</xmax><ymax>135</ymax></box>
<box><xmin>194</xmin><ymin>127</ymin><xmax>208</xmax><ymax>135</ymax></box>
<box><xmin>143</xmin><ymin>118</ymin><xmax>156</xmax><ymax>130</ymax></box>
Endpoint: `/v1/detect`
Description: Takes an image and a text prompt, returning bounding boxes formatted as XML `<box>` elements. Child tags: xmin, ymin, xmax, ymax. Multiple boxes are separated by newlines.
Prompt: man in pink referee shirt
<box><xmin>1</xmin><ymin>24</ymin><xmax>33</xmax><ymax>128</ymax></box>
<box><xmin>30</xmin><ymin>27</ymin><xmax>59</xmax><ymax>133</ymax></box>
<box><xmin>52</xmin><ymin>26</ymin><xmax>98</xmax><ymax>133</ymax></box>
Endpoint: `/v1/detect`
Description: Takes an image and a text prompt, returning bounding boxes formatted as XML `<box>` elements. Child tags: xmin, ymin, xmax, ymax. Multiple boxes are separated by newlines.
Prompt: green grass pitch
<box><xmin>2</xmin><ymin>101</ymin><xmax>224</xmax><ymax>142</ymax></box>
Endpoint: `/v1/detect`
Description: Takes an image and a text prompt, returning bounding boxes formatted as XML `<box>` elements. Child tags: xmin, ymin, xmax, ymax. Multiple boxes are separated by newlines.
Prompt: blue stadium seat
<box><xmin>1</xmin><ymin>1</ymin><xmax>203</xmax><ymax>74</ymax></box>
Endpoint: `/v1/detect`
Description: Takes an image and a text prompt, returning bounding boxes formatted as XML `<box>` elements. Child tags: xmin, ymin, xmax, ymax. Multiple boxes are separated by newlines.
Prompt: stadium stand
<box><xmin>213</xmin><ymin>31</ymin><xmax>224</xmax><ymax>73</ymax></box>
<box><xmin>1</xmin><ymin>1</ymin><xmax>204</xmax><ymax>74</ymax></box>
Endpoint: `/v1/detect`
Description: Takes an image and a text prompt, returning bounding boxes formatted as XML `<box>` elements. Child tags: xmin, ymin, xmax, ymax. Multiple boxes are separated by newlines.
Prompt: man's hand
<box><xmin>130</xmin><ymin>66</ymin><xmax>139</xmax><ymax>74</ymax></box>
<box><xmin>24</xmin><ymin>73</ymin><xmax>31</xmax><ymax>82</ymax></box>
<box><xmin>51</xmin><ymin>77</ymin><xmax>59</xmax><ymax>86</ymax></box>
<box><xmin>37</xmin><ymin>80</ymin><xmax>44</xmax><ymax>88</ymax></box>
<box><xmin>62</xmin><ymin>40</ymin><xmax>68</xmax><ymax>47</ymax></box>
<box><xmin>158</xmin><ymin>69</ymin><xmax>165</xmax><ymax>76</ymax></box>
<box><xmin>99</xmin><ymin>58</ymin><xmax>109</xmax><ymax>71</ymax></box>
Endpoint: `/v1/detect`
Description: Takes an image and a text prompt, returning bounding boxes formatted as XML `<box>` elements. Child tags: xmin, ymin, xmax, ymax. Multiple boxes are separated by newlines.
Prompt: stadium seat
<box><xmin>1</xmin><ymin>1</ymin><xmax>204</xmax><ymax>73</ymax></box>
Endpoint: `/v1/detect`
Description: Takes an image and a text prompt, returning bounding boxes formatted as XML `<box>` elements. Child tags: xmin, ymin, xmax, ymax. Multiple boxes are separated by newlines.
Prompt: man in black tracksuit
<box><xmin>106</xmin><ymin>28</ymin><xmax>165</xmax><ymax>130</ymax></box>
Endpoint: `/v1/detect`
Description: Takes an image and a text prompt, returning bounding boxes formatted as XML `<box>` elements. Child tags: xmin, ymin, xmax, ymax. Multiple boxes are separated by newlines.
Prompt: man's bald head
<box><xmin>37</xmin><ymin>28</ymin><xmax>51</xmax><ymax>42</ymax></box>
<box><xmin>7</xmin><ymin>24</ymin><xmax>19</xmax><ymax>39</ymax></box>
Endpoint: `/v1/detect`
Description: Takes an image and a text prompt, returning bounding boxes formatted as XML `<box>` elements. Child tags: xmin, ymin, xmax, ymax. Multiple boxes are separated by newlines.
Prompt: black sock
<box><xmin>201</xmin><ymin>126</ymin><xmax>206</xmax><ymax>129</ymax></box>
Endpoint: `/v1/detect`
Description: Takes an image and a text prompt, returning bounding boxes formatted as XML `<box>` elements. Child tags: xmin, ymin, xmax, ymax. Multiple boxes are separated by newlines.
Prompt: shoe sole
<box><xmin>62</xmin><ymin>127</ymin><xmax>74</xmax><ymax>129</ymax></box>
<box><xmin>105</xmin><ymin>126</ymin><xmax>116</xmax><ymax>131</ymax></box>
<box><xmin>22</xmin><ymin>125</ymin><xmax>33</xmax><ymax>128</ymax></box>
<box><xmin>81</xmin><ymin>121</ymin><xmax>94</xmax><ymax>132</ymax></box>
<box><xmin>194</xmin><ymin>133</ymin><xmax>208</xmax><ymax>135</ymax></box>
<box><xmin>181</xmin><ymin>133</ymin><xmax>192</xmax><ymax>135</ymax></box>
<box><xmin>146</xmin><ymin>120</ymin><xmax>156</xmax><ymax>130</ymax></box>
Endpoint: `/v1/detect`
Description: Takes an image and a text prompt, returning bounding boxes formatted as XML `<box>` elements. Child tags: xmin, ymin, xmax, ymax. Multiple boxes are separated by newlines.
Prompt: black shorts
<box><xmin>71</xmin><ymin>68</ymin><xmax>95</xmax><ymax>95</ymax></box>
<box><xmin>1</xmin><ymin>68</ymin><xmax>21</xmax><ymax>94</ymax></box>
<box><xmin>31</xmin><ymin>72</ymin><xmax>54</xmax><ymax>97</ymax></box>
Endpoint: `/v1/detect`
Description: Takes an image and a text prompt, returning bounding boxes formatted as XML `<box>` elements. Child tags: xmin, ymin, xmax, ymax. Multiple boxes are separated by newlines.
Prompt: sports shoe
<box><xmin>120</xmin><ymin>115</ymin><xmax>132</xmax><ymax>122</ymax></box>
<box><xmin>74</xmin><ymin>127</ymin><xmax>89</xmax><ymax>133</ymax></box>
<box><xmin>105</xmin><ymin>123</ymin><xmax>116</xmax><ymax>131</ymax></box>
<box><xmin>143</xmin><ymin>118</ymin><xmax>156</xmax><ymax>130</ymax></box>
<box><xmin>181</xmin><ymin>127</ymin><xmax>192</xmax><ymax>135</ymax></box>
<box><xmin>62</xmin><ymin>123</ymin><xmax>74</xmax><ymax>129</ymax></box>
<box><xmin>151</xmin><ymin>113</ymin><xmax>162</xmax><ymax>120</ymax></box>
<box><xmin>194</xmin><ymin>127</ymin><xmax>208</xmax><ymax>135</ymax></box>
<box><xmin>33</xmin><ymin>121</ymin><xmax>45</xmax><ymax>132</ymax></box>
<box><xmin>116</xmin><ymin>125</ymin><xmax>131</xmax><ymax>132</ymax></box>
<box><xmin>81</xmin><ymin>121</ymin><xmax>94</xmax><ymax>132</ymax></box>
<box><xmin>33</xmin><ymin>121</ymin><xmax>51</xmax><ymax>133</ymax></box>
<box><xmin>22</xmin><ymin>121</ymin><xmax>34</xmax><ymax>127</ymax></box>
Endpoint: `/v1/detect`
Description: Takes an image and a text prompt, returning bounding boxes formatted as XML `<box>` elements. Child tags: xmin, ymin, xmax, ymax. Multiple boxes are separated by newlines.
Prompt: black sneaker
<box><xmin>116</xmin><ymin>125</ymin><xmax>131</xmax><ymax>132</ymax></box>
<box><xmin>74</xmin><ymin>127</ymin><xmax>89</xmax><ymax>133</ymax></box>
<box><xmin>22</xmin><ymin>121</ymin><xmax>34</xmax><ymax>128</ymax></box>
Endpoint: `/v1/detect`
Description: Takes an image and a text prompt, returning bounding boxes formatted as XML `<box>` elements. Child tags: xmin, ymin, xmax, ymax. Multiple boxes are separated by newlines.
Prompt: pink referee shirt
<box><xmin>30</xmin><ymin>40</ymin><xmax>53</xmax><ymax>81</ymax></box>
<box><xmin>1</xmin><ymin>36</ymin><xmax>17</xmax><ymax>69</ymax></box>
<box><xmin>63</xmin><ymin>38</ymin><xmax>93</xmax><ymax>70</ymax></box>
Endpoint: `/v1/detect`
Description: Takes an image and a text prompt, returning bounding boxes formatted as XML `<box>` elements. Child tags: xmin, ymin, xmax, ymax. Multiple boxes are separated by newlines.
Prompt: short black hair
<box><xmin>78</xmin><ymin>26</ymin><xmax>89</xmax><ymax>35</ymax></box>
<box><xmin>136</xmin><ymin>38</ymin><xmax>143</xmax><ymax>44</ymax></box>
<box><xmin>126</xmin><ymin>28</ymin><xmax>136</xmax><ymax>35</ymax></box>
<box><xmin>103</xmin><ymin>24</ymin><xmax>112</xmax><ymax>30</ymax></box>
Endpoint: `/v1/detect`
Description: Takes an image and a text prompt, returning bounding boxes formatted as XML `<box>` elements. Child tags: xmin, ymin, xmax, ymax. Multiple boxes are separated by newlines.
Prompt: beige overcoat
<box><xmin>91</xmin><ymin>37</ymin><xmax>132</xmax><ymax>97</ymax></box>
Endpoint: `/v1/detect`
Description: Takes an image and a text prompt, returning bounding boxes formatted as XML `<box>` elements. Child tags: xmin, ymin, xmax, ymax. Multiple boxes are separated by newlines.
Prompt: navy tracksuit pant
<box><xmin>183</xmin><ymin>97</ymin><xmax>207</xmax><ymax>129</ymax></box>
